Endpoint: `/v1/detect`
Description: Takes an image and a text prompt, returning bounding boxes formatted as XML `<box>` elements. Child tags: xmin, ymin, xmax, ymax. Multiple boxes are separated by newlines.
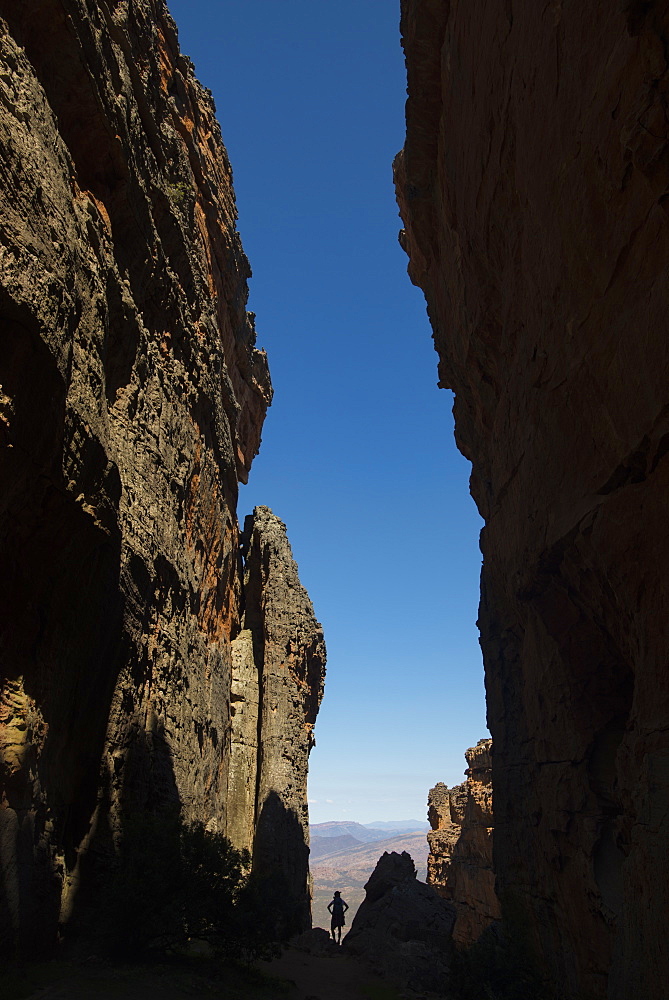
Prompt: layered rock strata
<box><xmin>0</xmin><ymin>0</ymin><xmax>323</xmax><ymax>954</ymax></box>
<box><xmin>427</xmin><ymin>739</ymin><xmax>499</xmax><ymax>946</ymax></box>
<box><xmin>396</xmin><ymin>3</ymin><xmax>669</xmax><ymax>998</ymax></box>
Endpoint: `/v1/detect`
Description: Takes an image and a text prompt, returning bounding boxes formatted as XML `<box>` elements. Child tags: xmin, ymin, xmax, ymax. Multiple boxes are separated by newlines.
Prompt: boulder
<box><xmin>343</xmin><ymin>851</ymin><xmax>455</xmax><ymax>993</ymax></box>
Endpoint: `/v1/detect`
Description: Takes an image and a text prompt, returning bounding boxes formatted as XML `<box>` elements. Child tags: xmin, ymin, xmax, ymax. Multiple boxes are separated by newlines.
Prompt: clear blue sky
<box><xmin>168</xmin><ymin>0</ymin><xmax>488</xmax><ymax>824</ymax></box>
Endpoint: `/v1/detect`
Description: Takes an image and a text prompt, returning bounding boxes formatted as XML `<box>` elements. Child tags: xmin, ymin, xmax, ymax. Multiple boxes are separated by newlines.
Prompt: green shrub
<box><xmin>166</xmin><ymin>180</ymin><xmax>193</xmax><ymax>210</ymax></box>
<box><xmin>102</xmin><ymin>811</ymin><xmax>276</xmax><ymax>963</ymax></box>
<box><xmin>180</xmin><ymin>821</ymin><xmax>251</xmax><ymax>944</ymax></box>
<box><xmin>103</xmin><ymin>810</ymin><xmax>183</xmax><ymax>957</ymax></box>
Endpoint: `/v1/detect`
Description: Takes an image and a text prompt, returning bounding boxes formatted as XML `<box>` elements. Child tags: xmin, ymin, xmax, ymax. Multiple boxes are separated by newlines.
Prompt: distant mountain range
<box><xmin>310</xmin><ymin>821</ymin><xmax>390</xmax><ymax>843</ymax></box>
<box><xmin>365</xmin><ymin>820</ymin><xmax>429</xmax><ymax>831</ymax></box>
<box><xmin>310</xmin><ymin>819</ymin><xmax>429</xmax><ymax>842</ymax></box>
<box><xmin>309</xmin><ymin>820</ymin><xmax>430</xmax><ymax>935</ymax></box>
<box><xmin>310</xmin><ymin>829</ymin><xmax>429</xmax><ymax>877</ymax></box>
<box><xmin>310</xmin><ymin>834</ymin><xmax>362</xmax><ymax>860</ymax></box>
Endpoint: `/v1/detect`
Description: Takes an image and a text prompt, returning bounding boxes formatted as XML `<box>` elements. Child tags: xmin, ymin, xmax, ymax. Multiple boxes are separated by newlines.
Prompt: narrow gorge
<box><xmin>1</xmin><ymin>2</ymin><xmax>667</xmax><ymax>999</ymax></box>
<box><xmin>0</xmin><ymin>0</ymin><xmax>324</xmax><ymax>955</ymax></box>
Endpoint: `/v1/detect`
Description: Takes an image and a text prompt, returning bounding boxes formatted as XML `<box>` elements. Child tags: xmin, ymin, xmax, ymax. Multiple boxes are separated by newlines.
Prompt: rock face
<box><xmin>427</xmin><ymin>739</ymin><xmax>499</xmax><ymax>946</ymax></box>
<box><xmin>231</xmin><ymin>506</ymin><xmax>326</xmax><ymax>937</ymax></box>
<box><xmin>0</xmin><ymin>1</ymin><xmax>323</xmax><ymax>955</ymax></box>
<box><xmin>343</xmin><ymin>851</ymin><xmax>455</xmax><ymax>994</ymax></box>
<box><xmin>396</xmin><ymin>3</ymin><xmax>669</xmax><ymax>998</ymax></box>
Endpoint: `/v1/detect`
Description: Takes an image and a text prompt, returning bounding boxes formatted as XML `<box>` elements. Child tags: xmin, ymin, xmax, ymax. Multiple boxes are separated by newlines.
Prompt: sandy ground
<box><xmin>261</xmin><ymin>947</ymin><xmax>403</xmax><ymax>1000</ymax></box>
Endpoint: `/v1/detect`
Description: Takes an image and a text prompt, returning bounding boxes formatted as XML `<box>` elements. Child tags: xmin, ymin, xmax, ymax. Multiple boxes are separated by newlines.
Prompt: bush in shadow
<box><xmin>102</xmin><ymin>811</ymin><xmax>278</xmax><ymax>963</ymax></box>
<box><xmin>448</xmin><ymin>930</ymin><xmax>566</xmax><ymax>1000</ymax></box>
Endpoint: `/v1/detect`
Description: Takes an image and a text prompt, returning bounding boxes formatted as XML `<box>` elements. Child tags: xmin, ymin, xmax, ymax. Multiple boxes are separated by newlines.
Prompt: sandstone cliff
<box><xmin>396</xmin><ymin>3</ymin><xmax>669</xmax><ymax>998</ymax></box>
<box><xmin>427</xmin><ymin>739</ymin><xmax>499</xmax><ymax>947</ymax></box>
<box><xmin>0</xmin><ymin>0</ymin><xmax>323</xmax><ymax>954</ymax></box>
<box><xmin>231</xmin><ymin>506</ymin><xmax>326</xmax><ymax>937</ymax></box>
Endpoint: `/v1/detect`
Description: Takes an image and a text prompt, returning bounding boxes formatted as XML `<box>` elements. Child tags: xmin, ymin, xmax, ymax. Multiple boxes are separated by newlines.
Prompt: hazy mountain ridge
<box><xmin>311</xmin><ymin>830</ymin><xmax>428</xmax><ymax>877</ymax></box>
<box><xmin>310</xmin><ymin>821</ymin><xmax>394</xmax><ymax>843</ymax></box>
<box><xmin>309</xmin><ymin>823</ymin><xmax>429</xmax><ymax>935</ymax></box>
<box><xmin>365</xmin><ymin>820</ymin><xmax>429</xmax><ymax>831</ymax></box>
<box><xmin>310</xmin><ymin>819</ymin><xmax>428</xmax><ymax>843</ymax></box>
<box><xmin>309</xmin><ymin>834</ymin><xmax>362</xmax><ymax>859</ymax></box>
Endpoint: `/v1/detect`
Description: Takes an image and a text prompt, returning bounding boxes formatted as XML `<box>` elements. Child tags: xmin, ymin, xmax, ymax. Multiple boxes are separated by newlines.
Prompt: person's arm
<box><xmin>343</xmin><ymin>901</ymin><xmax>349</xmax><ymax>912</ymax></box>
<box><xmin>327</xmin><ymin>901</ymin><xmax>334</xmax><ymax>914</ymax></box>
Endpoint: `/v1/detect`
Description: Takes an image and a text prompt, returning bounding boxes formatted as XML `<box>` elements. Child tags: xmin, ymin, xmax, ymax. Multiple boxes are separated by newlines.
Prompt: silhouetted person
<box><xmin>327</xmin><ymin>890</ymin><xmax>349</xmax><ymax>944</ymax></box>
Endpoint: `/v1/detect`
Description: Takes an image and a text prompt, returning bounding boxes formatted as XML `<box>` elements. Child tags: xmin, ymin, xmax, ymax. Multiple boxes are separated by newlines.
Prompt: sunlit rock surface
<box><xmin>396</xmin><ymin>2</ymin><xmax>669</xmax><ymax>998</ymax></box>
<box><xmin>234</xmin><ymin>506</ymin><xmax>326</xmax><ymax>937</ymax></box>
<box><xmin>428</xmin><ymin>739</ymin><xmax>499</xmax><ymax>946</ymax></box>
<box><xmin>0</xmin><ymin>0</ymin><xmax>322</xmax><ymax>953</ymax></box>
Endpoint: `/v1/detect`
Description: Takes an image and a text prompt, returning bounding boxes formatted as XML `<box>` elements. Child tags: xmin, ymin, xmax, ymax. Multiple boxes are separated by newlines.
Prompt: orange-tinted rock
<box><xmin>0</xmin><ymin>1</ymin><xmax>321</xmax><ymax>954</ymax></box>
<box><xmin>397</xmin><ymin>3</ymin><xmax>669</xmax><ymax>998</ymax></box>
<box><xmin>427</xmin><ymin>740</ymin><xmax>499</xmax><ymax>946</ymax></box>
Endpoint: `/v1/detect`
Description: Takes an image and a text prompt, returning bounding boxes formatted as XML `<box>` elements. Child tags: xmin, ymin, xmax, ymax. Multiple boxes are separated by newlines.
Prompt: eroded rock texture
<box><xmin>427</xmin><ymin>739</ymin><xmax>498</xmax><ymax>947</ymax></box>
<box><xmin>0</xmin><ymin>1</ymin><xmax>323</xmax><ymax>954</ymax></box>
<box><xmin>396</xmin><ymin>3</ymin><xmax>669</xmax><ymax>998</ymax></box>
<box><xmin>343</xmin><ymin>851</ymin><xmax>455</xmax><ymax>994</ymax></box>
<box><xmin>231</xmin><ymin>506</ymin><xmax>326</xmax><ymax>937</ymax></box>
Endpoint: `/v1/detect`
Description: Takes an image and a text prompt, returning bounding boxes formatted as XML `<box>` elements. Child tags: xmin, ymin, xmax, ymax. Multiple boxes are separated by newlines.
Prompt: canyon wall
<box><xmin>396</xmin><ymin>3</ymin><xmax>669</xmax><ymax>998</ymax></box>
<box><xmin>0</xmin><ymin>0</ymin><xmax>323</xmax><ymax>954</ymax></box>
<box><xmin>427</xmin><ymin>739</ymin><xmax>498</xmax><ymax>946</ymax></box>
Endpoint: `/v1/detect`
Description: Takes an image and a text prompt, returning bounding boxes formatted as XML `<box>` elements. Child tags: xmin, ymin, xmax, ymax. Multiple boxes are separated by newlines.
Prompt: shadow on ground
<box><xmin>6</xmin><ymin>950</ymin><xmax>406</xmax><ymax>1000</ymax></box>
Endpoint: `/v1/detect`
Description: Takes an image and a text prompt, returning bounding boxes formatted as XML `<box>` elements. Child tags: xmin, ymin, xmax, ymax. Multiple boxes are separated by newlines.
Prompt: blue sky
<box><xmin>168</xmin><ymin>0</ymin><xmax>488</xmax><ymax>824</ymax></box>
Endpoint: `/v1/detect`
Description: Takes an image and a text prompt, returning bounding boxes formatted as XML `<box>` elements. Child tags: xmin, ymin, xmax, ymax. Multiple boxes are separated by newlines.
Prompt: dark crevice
<box><xmin>623</xmin><ymin>0</ymin><xmax>655</xmax><ymax>36</ymax></box>
<box><xmin>598</xmin><ymin>436</ymin><xmax>650</xmax><ymax>494</ymax></box>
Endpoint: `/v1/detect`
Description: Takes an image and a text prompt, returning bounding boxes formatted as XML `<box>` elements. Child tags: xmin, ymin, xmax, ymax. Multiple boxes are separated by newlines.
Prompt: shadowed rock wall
<box><xmin>0</xmin><ymin>0</ymin><xmax>322</xmax><ymax>954</ymax></box>
<box><xmin>396</xmin><ymin>3</ymin><xmax>669</xmax><ymax>998</ymax></box>
<box><xmin>427</xmin><ymin>739</ymin><xmax>499</xmax><ymax>946</ymax></box>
